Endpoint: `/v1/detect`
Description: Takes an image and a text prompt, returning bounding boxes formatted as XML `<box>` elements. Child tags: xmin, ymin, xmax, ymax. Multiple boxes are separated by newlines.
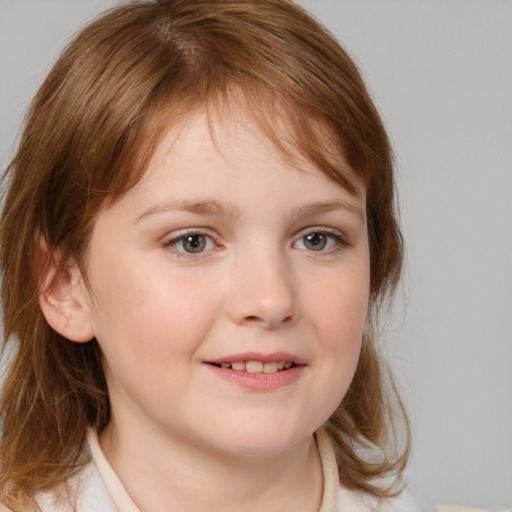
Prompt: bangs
<box><xmin>210</xmin><ymin>83</ymin><xmax>364</xmax><ymax>196</ymax></box>
<box><xmin>107</xmin><ymin>81</ymin><xmax>364</xmax><ymax>211</ymax></box>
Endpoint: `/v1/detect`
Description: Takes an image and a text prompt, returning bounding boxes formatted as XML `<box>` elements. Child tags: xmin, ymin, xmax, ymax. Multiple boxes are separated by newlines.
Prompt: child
<box><xmin>0</xmin><ymin>0</ymin><xmax>418</xmax><ymax>510</ymax></box>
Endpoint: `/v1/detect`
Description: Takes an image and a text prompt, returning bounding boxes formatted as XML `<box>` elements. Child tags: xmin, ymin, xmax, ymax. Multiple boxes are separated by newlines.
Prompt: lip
<box><xmin>205</xmin><ymin>351</ymin><xmax>306</xmax><ymax>366</ymax></box>
<box><xmin>203</xmin><ymin>351</ymin><xmax>307</xmax><ymax>392</ymax></box>
<box><xmin>204</xmin><ymin>363</ymin><xmax>305</xmax><ymax>392</ymax></box>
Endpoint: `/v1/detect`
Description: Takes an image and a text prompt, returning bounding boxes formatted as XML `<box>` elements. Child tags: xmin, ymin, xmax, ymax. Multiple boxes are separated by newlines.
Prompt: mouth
<box><xmin>204</xmin><ymin>354</ymin><xmax>305</xmax><ymax>391</ymax></box>
<box><xmin>208</xmin><ymin>360</ymin><xmax>296</xmax><ymax>374</ymax></box>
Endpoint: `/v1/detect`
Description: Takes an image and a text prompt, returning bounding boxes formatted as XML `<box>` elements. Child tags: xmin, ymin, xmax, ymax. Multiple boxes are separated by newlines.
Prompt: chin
<box><xmin>200</xmin><ymin>421</ymin><xmax>314</xmax><ymax>458</ymax></box>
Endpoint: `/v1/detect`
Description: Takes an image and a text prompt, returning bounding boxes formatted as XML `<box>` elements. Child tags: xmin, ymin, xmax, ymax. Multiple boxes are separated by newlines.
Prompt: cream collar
<box><xmin>86</xmin><ymin>427</ymin><xmax>340</xmax><ymax>512</ymax></box>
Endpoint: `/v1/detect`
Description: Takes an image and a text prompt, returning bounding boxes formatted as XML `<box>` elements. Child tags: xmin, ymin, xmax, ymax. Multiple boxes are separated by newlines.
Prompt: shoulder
<box><xmin>339</xmin><ymin>484</ymin><xmax>421</xmax><ymax>512</ymax></box>
<box><xmin>35</xmin><ymin>459</ymin><xmax>117</xmax><ymax>512</ymax></box>
<box><xmin>375</xmin><ymin>488</ymin><xmax>421</xmax><ymax>512</ymax></box>
<box><xmin>316</xmin><ymin>428</ymin><xmax>419</xmax><ymax>512</ymax></box>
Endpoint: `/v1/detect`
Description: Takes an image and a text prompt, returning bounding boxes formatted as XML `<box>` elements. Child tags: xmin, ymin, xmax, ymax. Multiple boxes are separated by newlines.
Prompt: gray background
<box><xmin>1</xmin><ymin>1</ymin><xmax>511</xmax><ymax>510</ymax></box>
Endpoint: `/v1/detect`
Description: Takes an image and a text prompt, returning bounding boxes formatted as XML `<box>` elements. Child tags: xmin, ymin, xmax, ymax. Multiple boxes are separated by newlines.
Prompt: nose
<box><xmin>227</xmin><ymin>250</ymin><xmax>299</xmax><ymax>329</ymax></box>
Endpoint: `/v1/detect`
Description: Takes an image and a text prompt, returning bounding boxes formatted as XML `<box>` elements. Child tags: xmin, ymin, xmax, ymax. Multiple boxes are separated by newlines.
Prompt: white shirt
<box><xmin>3</xmin><ymin>428</ymin><xmax>419</xmax><ymax>511</ymax></box>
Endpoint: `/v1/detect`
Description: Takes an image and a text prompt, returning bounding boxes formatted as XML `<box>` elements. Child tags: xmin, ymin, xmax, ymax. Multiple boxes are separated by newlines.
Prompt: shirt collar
<box><xmin>87</xmin><ymin>427</ymin><xmax>141</xmax><ymax>512</ymax></box>
<box><xmin>87</xmin><ymin>426</ymin><xmax>340</xmax><ymax>512</ymax></box>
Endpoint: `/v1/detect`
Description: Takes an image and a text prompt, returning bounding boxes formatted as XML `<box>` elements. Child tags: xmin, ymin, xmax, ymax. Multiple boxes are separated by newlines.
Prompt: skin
<box><xmin>51</xmin><ymin>109</ymin><xmax>370</xmax><ymax>511</ymax></box>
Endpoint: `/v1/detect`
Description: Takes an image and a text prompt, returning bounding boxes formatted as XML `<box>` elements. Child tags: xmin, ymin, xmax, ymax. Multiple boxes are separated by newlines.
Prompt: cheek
<box><xmin>303</xmin><ymin>261</ymin><xmax>369</xmax><ymax>405</ymax></box>
<box><xmin>89</xmin><ymin>261</ymin><xmax>224</xmax><ymax>366</ymax></box>
<box><xmin>307</xmin><ymin>263</ymin><xmax>370</xmax><ymax>340</ymax></box>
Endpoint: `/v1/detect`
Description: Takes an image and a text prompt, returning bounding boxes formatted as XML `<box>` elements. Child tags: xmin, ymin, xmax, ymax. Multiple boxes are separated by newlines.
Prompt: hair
<box><xmin>0</xmin><ymin>0</ymin><xmax>409</xmax><ymax>509</ymax></box>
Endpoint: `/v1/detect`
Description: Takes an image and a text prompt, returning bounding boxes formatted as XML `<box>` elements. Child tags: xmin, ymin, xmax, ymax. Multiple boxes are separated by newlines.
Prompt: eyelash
<box><xmin>162</xmin><ymin>229</ymin><xmax>218</xmax><ymax>259</ymax></box>
<box><xmin>161</xmin><ymin>227</ymin><xmax>351</xmax><ymax>259</ymax></box>
<box><xmin>293</xmin><ymin>227</ymin><xmax>351</xmax><ymax>254</ymax></box>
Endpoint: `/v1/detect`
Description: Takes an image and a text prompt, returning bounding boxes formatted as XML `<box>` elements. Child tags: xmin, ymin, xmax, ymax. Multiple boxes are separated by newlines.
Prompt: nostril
<box><xmin>242</xmin><ymin>313</ymin><xmax>295</xmax><ymax>326</ymax></box>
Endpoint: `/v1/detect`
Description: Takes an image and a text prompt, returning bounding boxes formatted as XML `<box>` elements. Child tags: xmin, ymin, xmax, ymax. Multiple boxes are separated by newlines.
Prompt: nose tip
<box><xmin>227</xmin><ymin>258</ymin><xmax>298</xmax><ymax>329</ymax></box>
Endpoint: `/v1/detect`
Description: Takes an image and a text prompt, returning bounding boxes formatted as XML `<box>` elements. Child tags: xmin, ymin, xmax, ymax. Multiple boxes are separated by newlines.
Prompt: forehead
<box><xmin>107</xmin><ymin>109</ymin><xmax>366</xmax><ymax>228</ymax></box>
<box><xmin>98</xmin><ymin>92</ymin><xmax>366</xmax><ymax>227</ymax></box>
<box><xmin>139</xmin><ymin>96</ymin><xmax>364</xmax><ymax>193</ymax></box>
<box><xmin>144</xmin><ymin>106</ymin><xmax>364</xmax><ymax>195</ymax></box>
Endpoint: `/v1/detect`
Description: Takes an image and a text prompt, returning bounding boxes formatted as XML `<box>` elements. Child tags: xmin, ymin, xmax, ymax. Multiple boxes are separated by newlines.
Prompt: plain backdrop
<box><xmin>1</xmin><ymin>1</ymin><xmax>511</xmax><ymax>510</ymax></box>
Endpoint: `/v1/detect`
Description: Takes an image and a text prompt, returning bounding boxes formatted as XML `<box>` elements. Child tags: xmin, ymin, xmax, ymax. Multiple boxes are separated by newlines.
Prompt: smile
<box><xmin>211</xmin><ymin>361</ymin><xmax>295</xmax><ymax>374</ymax></box>
<box><xmin>205</xmin><ymin>354</ymin><xmax>305</xmax><ymax>391</ymax></box>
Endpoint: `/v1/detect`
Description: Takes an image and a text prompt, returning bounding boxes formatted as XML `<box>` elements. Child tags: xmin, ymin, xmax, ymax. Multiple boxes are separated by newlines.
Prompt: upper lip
<box><xmin>205</xmin><ymin>352</ymin><xmax>306</xmax><ymax>365</ymax></box>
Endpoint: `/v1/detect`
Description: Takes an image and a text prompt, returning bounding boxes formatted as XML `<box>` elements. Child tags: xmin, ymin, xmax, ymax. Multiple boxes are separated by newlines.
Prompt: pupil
<box><xmin>305</xmin><ymin>233</ymin><xmax>326</xmax><ymax>251</ymax></box>
<box><xmin>184</xmin><ymin>235</ymin><xmax>205</xmax><ymax>253</ymax></box>
<box><xmin>188</xmin><ymin>236</ymin><xmax>201</xmax><ymax>247</ymax></box>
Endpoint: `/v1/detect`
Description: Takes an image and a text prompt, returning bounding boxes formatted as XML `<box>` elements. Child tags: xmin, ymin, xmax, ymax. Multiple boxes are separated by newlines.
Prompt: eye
<box><xmin>302</xmin><ymin>232</ymin><xmax>328</xmax><ymax>251</ymax></box>
<box><xmin>169</xmin><ymin>233</ymin><xmax>216</xmax><ymax>254</ymax></box>
<box><xmin>293</xmin><ymin>229</ymin><xmax>346</xmax><ymax>252</ymax></box>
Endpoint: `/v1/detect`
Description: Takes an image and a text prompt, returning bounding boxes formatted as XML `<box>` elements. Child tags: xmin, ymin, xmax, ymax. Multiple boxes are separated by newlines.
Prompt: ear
<box><xmin>38</xmin><ymin>239</ymin><xmax>95</xmax><ymax>343</ymax></box>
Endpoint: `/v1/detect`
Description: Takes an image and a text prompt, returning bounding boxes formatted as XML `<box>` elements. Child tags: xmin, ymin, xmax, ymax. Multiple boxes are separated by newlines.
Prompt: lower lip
<box><xmin>204</xmin><ymin>364</ymin><xmax>305</xmax><ymax>391</ymax></box>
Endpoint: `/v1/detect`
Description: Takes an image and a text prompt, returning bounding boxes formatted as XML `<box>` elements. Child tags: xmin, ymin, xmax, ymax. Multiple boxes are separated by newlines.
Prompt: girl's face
<box><xmin>80</xmin><ymin>110</ymin><xmax>370</xmax><ymax>456</ymax></box>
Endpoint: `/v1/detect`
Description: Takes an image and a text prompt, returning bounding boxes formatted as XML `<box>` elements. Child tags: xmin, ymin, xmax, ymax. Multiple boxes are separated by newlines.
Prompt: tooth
<box><xmin>284</xmin><ymin>361</ymin><xmax>292</xmax><ymax>369</ymax></box>
<box><xmin>278</xmin><ymin>361</ymin><xmax>285</xmax><ymax>370</ymax></box>
<box><xmin>220</xmin><ymin>363</ymin><xmax>230</xmax><ymax>368</ymax></box>
<box><xmin>246</xmin><ymin>361</ymin><xmax>263</xmax><ymax>373</ymax></box>
<box><xmin>231</xmin><ymin>362</ymin><xmax>245</xmax><ymax>371</ymax></box>
<box><xmin>263</xmin><ymin>362</ymin><xmax>278</xmax><ymax>374</ymax></box>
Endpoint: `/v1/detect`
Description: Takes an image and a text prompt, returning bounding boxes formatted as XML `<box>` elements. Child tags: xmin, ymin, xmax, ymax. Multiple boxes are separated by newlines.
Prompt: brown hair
<box><xmin>0</xmin><ymin>0</ymin><xmax>408</xmax><ymax>508</ymax></box>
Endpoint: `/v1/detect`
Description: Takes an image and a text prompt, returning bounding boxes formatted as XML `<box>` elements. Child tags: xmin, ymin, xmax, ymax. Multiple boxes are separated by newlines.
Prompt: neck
<box><xmin>99</xmin><ymin>418</ymin><xmax>324</xmax><ymax>512</ymax></box>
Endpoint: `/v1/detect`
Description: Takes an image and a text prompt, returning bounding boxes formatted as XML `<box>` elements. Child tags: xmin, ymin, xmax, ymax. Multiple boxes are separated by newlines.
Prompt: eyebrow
<box><xmin>134</xmin><ymin>199</ymin><xmax>240</xmax><ymax>223</ymax></box>
<box><xmin>293</xmin><ymin>200</ymin><xmax>365</xmax><ymax>222</ymax></box>
<box><xmin>134</xmin><ymin>198</ymin><xmax>365</xmax><ymax>224</ymax></box>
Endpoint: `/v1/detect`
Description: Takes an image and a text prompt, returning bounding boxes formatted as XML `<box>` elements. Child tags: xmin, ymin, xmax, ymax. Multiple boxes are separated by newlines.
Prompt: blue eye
<box><xmin>170</xmin><ymin>233</ymin><xmax>215</xmax><ymax>254</ymax></box>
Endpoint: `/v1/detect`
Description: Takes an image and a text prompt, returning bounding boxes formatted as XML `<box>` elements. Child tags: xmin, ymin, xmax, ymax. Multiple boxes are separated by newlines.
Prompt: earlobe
<box><xmin>38</xmin><ymin>241</ymin><xmax>95</xmax><ymax>343</ymax></box>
